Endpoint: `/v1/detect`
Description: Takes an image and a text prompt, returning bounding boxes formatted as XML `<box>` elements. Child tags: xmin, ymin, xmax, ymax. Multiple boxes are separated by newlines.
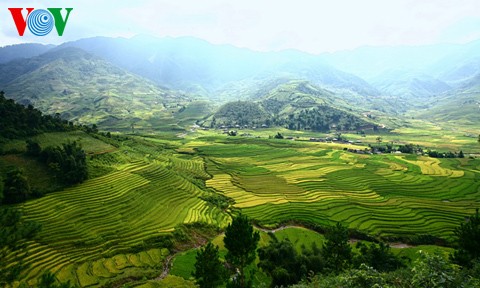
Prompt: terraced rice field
<box><xmin>9</xmin><ymin>151</ymin><xmax>229</xmax><ymax>287</ymax></box>
<box><xmin>7</xmin><ymin>135</ymin><xmax>480</xmax><ymax>287</ymax></box>
<box><xmin>199</xmin><ymin>139</ymin><xmax>480</xmax><ymax>239</ymax></box>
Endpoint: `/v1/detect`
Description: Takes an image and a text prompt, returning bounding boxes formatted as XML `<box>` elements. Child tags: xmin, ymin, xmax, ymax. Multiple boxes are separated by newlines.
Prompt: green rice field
<box><xmin>4</xmin><ymin>129</ymin><xmax>480</xmax><ymax>287</ymax></box>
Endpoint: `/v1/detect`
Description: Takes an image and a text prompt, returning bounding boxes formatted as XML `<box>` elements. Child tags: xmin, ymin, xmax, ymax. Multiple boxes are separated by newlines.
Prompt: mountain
<box><xmin>0</xmin><ymin>43</ymin><xmax>54</xmax><ymax>64</ymax></box>
<box><xmin>209</xmin><ymin>80</ymin><xmax>376</xmax><ymax>132</ymax></box>
<box><xmin>320</xmin><ymin>40</ymin><xmax>480</xmax><ymax>99</ymax></box>
<box><xmin>58</xmin><ymin>35</ymin><xmax>379</xmax><ymax>99</ymax></box>
<box><xmin>319</xmin><ymin>40</ymin><xmax>480</xmax><ymax>81</ymax></box>
<box><xmin>370</xmin><ymin>70</ymin><xmax>451</xmax><ymax>100</ymax></box>
<box><xmin>0</xmin><ymin>47</ymin><xmax>190</xmax><ymax>130</ymax></box>
<box><xmin>415</xmin><ymin>91</ymin><xmax>480</xmax><ymax>127</ymax></box>
<box><xmin>438</xmin><ymin>59</ymin><xmax>480</xmax><ymax>88</ymax></box>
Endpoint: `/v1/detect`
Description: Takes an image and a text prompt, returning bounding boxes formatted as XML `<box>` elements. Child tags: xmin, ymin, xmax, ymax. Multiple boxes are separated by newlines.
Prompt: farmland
<box><xmin>199</xmin><ymin>136</ymin><xmax>479</xmax><ymax>239</ymax></box>
<box><xmin>2</xmin><ymin>128</ymin><xmax>480</xmax><ymax>287</ymax></box>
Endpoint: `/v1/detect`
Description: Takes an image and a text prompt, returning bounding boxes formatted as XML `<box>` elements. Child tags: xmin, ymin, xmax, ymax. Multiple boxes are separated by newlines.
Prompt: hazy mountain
<box><xmin>370</xmin><ymin>70</ymin><xmax>451</xmax><ymax>100</ymax></box>
<box><xmin>320</xmin><ymin>40</ymin><xmax>480</xmax><ymax>80</ymax></box>
<box><xmin>1</xmin><ymin>35</ymin><xmax>479</xmax><ymax>130</ymax></box>
<box><xmin>415</xmin><ymin>91</ymin><xmax>480</xmax><ymax>126</ymax></box>
<box><xmin>0</xmin><ymin>47</ymin><xmax>190</xmax><ymax>129</ymax></box>
<box><xmin>438</xmin><ymin>59</ymin><xmax>480</xmax><ymax>88</ymax></box>
<box><xmin>0</xmin><ymin>43</ymin><xmax>54</xmax><ymax>64</ymax></box>
<box><xmin>58</xmin><ymin>35</ymin><xmax>379</xmax><ymax>98</ymax></box>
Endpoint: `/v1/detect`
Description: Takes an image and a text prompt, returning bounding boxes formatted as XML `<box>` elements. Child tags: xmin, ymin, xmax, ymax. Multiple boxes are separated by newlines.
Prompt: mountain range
<box><xmin>0</xmin><ymin>35</ymin><xmax>479</xmax><ymax>130</ymax></box>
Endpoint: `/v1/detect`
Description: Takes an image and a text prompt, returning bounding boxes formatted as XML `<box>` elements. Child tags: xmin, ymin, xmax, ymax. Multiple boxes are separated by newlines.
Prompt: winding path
<box><xmin>254</xmin><ymin>224</ymin><xmax>414</xmax><ymax>249</ymax></box>
<box><xmin>152</xmin><ymin>224</ymin><xmax>414</xmax><ymax>282</ymax></box>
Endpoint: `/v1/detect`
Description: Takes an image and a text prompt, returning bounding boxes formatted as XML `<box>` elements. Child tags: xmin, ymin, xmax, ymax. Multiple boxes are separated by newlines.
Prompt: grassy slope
<box><xmin>1</xmin><ymin>48</ymin><xmax>191</xmax><ymax>131</ymax></box>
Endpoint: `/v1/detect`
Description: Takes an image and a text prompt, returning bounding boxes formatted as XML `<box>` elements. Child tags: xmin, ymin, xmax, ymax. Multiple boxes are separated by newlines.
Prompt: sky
<box><xmin>0</xmin><ymin>0</ymin><xmax>480</xmax><ymax>53</ymax></box>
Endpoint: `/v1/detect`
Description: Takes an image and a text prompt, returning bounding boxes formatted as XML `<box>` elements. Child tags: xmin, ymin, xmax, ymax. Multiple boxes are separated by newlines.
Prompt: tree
<box><xmin>452</xmin><ymin>209</ymin><xmax>480</xmax><ymax>267</ymax></box>
<box><xmin>40</xmin><ymin>141</ymin><xmax>88</xmax><ymax>185</ymax></box>
<box><xmin>224</xmin><ymin>214</ymin><xmax>260</xmax><ymax>288</ymax></box>
<box><xmin>412</xmin><ymin>251</ymin><xmax>461</xmax><ymax>288</ymax></box>
<box><xmin>322</xmin><ymin>222</ymin><xmax>352</xmax><ymax>273</ymax></box>
<box><xmin>26</xmin><ymin>139</ymin><xmax>42</xmax><ymax>157</ymax></box>
<box><xmin>376</xmin><ymin>136</ymin><xmax>383</xmax><ymax>143</ymax></box>
<box><xmin>459</xmin><ymin>150</ymin><xmax>465</xmax><ymax>158</ymax></box>
<box><xmin>354</xmin><ymin>241</ymin><xmax>404</xmax><ymax>272</ymax></box>
<box><xmin>274</xmin><ymin>132</ymin><xmax>284</xmax><ymax>139</ymax></box>
<box><xmin>193</xmin><ymin>242</ymin><xmax>225</xmax><ymax>288</ymax></box>
<box><xmin>258</xmin><ymin>238</ymin><xmax>306</xmax><ymax>287</ymax></box>
<box><xmin>3</xmin><ymin>168</ymin><xmax>30</xmax><ymax>204</ymax></box>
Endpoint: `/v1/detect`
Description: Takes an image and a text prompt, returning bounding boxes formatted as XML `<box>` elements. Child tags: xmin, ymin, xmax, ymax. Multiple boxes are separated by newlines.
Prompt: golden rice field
<box><xmin>199</xmin><ymin>138</ymin><xmax>480</xmax><ymax>238</ymax></box>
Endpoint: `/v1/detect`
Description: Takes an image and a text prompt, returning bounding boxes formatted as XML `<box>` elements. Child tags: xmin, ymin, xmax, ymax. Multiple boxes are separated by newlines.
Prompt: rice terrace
<box><xmin>1</xmin><ymin>1</ymin><xmax>480</xmax><ymax>287</ymax></box>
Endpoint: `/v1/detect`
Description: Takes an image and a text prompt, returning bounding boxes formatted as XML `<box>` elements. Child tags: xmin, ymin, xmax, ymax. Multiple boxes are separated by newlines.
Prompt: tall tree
<box><xmin>354</xmin><ymin>241</ymin><xmax>404</xmax><ymax>272</ymax></box>
<box><xmin>193</xmin><ymin>242</ymin><xmax>225</xmax><ymax>288</ymax></box>
<box><xmin>452</xmin><ymin>209</ymin><xmax>480</xmax><ymax>267</ymax></box>
<box><xmin>224</xmin><ymin>214</ymin><xmax>260</xmax><ymax>288</ymax></box>
<box><xmin>2</xmin><ymin>168</ymin><xmax>30</xmax><ymax>204</ymax></box>
<box><xmin>258</xmin><ymin>238</ymin><xmax>305</xmax><ymax>287</ymax></box>
<box><xmin>322</xmin><ymin>222</ymin><xmax>352</xmax><ymax>273</ymax></box>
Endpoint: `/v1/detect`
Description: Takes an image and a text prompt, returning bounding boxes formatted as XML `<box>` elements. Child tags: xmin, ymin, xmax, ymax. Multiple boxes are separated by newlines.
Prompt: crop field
<box><xmin>198</xmin><ymin>137</ymin><xmax>480</xmax><ymax>239</ymax></box>
<box><xmin>5</xmin><ymin>131</ymin><xmax>480</xmax><ymax>287</ymax></box>
<box><xmin>6</xmin><ymin>139</ymin><xmax>230</xmax><ymax>287</ymax></box>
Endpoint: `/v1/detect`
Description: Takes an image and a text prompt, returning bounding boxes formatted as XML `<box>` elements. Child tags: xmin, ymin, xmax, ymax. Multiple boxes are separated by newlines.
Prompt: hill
<box><xmin>210</xmin><ymin>80</ymin><xmax>375</xmax><ymax>132</ymax></box>
<box><xmin>0</xmin><ymin>47</ymin><xmax>192</xmax><ymax>131</ymax></box>
<box><xmin>0</xmin><ymin>43</ymin><xmax>53</xmax><ymax>64</ymax></box>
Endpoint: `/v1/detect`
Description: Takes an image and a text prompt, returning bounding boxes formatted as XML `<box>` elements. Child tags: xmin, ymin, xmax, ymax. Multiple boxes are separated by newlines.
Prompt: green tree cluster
<box><xmin>258</xmin><ymin>238</ymin><xmax>323</xmax><ymax>287</ymax></box>
<box><xmin>353</xmin><ymin>242</ymin><xmax>405</xmax><ymax>272</ymax></box>
<box><xmin>2</xmin><ymin>168</ymin><xmax>31</xmax><ymax>204</ymax></box>
<box><xmin>452</xmin><ymin>209</ymin><xmax>480</xmax><ymax>267</ymax></box>
<box><xmin>281</xmin><ymin>106</ymin><xmax>368</xmax><ymax>132</ymax></box>
<box><xmin>0</xmin><ymin>91</ymin><xmax>72</xmax><ymax>140</ymax></box>
<box><xmin>40</xmin><ymin>141</ymin><xmax>88</xmax><ymax>185</ymax></box>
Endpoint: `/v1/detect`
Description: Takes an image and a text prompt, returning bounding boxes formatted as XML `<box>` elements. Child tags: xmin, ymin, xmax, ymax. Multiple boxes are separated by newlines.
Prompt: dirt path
<box><xmin>254</xmin><ymin>224</ymin><xmax>415</xmax><ymax>249</ymax></box>
<box><xmin>254</xmin><ymin>224</ymin><xmax>299</xmax><ymax>233</ymax></box>
<box><xmin>155</xmin><ymin>254</ymin><xmax>175</xmax><ymax>280</ymax></box>
<box><xmin>152</xmin><ymin>224</ymin><xmax>415</xmax><ymax>283</ymax></box>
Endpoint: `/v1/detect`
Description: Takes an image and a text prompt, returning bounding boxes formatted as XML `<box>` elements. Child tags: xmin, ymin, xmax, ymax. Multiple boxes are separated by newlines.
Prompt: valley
<box><xmin>0</xmin><ymin>35</ymin><xmax>479</xmax><ymax>287</ymax></box>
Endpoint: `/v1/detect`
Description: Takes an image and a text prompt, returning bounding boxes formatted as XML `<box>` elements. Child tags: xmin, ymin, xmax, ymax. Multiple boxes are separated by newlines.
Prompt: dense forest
<box><xmin>278</xmin><ymin>106</ymin><xmax>370</xmax><ymax>132</ymax></box>
<box><xmin>212</xmin><ymin>101</ymin><xmax>371</xmax><ymax>132</ymax></box>
<box><xmin>0</xmin><ymin>91</ymin><xmax>74</xmax><ymax>140</ymax></box>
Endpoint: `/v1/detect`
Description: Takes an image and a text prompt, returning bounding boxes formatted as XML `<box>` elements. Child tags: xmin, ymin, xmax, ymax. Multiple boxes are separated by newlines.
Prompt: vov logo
<box><xmin>8</xmin><ymin>8</ymin><xmax>73</xmax><ymax>36</ymax></box>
